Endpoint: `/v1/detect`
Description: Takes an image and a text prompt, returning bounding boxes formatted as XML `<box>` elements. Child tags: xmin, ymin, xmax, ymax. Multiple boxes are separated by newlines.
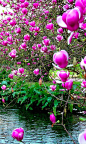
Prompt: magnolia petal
<box><xmin>67</xmin><ymin>64</ymin><xmax>73</xmax><ymax>67</ymax></box>
<box><xmin>61</xmin><ymin>50</ymin><xmax>69</xmax><ymax>61</ymax></box>
<box><xmin>74</xmin><ymin>7</ymin><xmax>81</xmax><ymax>19</ymax></box>
<box><xmin>52</xmin><ymin>63</ymin><xmax>62</xmax><ymax>70</ymax></box>
<box><xmin>68</xmin><ymin>30</ymin><xmax>71</xmax><ymax>33</ymax></box>
<box><xmin>56</xmin><ymin>16</ymin><xmax>67</xmax><ymax>28</ymax></box>
<box><xmin>78</xmin><ymin>132</ymin><xmax>86</xmax><ymax>144</ymax></box>
<box><xmin>67</xmin><ymin>32</ymin><xmax>74</xmax><ymax>45</ymax></box>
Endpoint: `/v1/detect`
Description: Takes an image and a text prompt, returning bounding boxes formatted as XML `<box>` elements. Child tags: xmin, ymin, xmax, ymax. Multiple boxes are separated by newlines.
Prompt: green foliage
<box><xmin>79</xmin><ymin>117</ymin><xmax>86</xmax><ymax>121</ymax></box>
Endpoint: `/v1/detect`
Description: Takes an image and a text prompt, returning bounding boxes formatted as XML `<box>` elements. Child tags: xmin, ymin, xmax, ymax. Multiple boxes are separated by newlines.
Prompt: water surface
<box><xmin>0</xmin><ymin>106</ymin><xmax>86</xmax><ymax>144</ymax></box>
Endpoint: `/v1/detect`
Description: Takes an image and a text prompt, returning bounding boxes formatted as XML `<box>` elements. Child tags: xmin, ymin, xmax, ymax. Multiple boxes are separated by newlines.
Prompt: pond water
<box><xmin>0</xmin><ymin>105</ymin><xmax>86</xmax><ymax>144</ymax></box>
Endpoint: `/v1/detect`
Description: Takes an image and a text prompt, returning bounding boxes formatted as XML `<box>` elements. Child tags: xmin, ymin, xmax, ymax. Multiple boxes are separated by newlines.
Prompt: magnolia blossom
<box><xmin>8</xmin><ymin>74</ymin><xmax>13</xmax><ymax>79</ymax></box>
<box><xmin>81</xmin><ymin>81</ymin><xmax>86</xmax><ymax>88</ymax></box>
<box><xmin>12</xmin><ymin>128</ymin><xmax>24</xmax><ymax>141</ymax></box>
<box><xmin>56</xmin><ymin>35</ymin><xmax>63</xmax><ymax>42</ymax></box>
<box><xmin>53</xmin><ymin>50</ymin><xmax>69</xmax><ymax>68</ymax></box>
<box><xmin>57</xmin><ymin>71</ymin><xmax>69</xmax><ymax>82</ymax></box>
<box><xmin>22</xmin><ymin>8</ymin><xmax>28</xmax><ymax>15</ymax></box>
<box><xmin>18</xmin><ymin>68</ymin><xmax>24</xmax><ymax>74</ymax></box>
<box><xmin>52</xmin><ymin>0</ymin><xmax>57</xmax><ymax>4</ymax></box>
<box><xmin>46</xmin><ymin>23</ymin><xmax>54</xmax><ymax>30</ymax></box>
<box><xmin>9</xmin><ymin>49</ymin><xmax>17</xmax><ymax>59</ymax></box>
<box><xmin>43</xmin><ymin>39</ymin><xmax>50</xmax><ymax>46</ymax></box>
<box><xmin>11</xmin><ymin>70</ymin><xmax>18</xmax><ymax>75</ymax></box>
<box><xmin>52</xmin><ymin>80</ymin><xmax>56</xmax><ymax>84</ymax></box>
<box><xmin>33</xmin><ymin>68</ymin><xmax>39</xmax><ymax>75</ymax></box>
<box><xmin>57</xmin><ymin>28</ymin><xmax>63</xmax><ymax>34</ymax></box>
<box><xmin>2</xmin><ymin>98</ymin><xmax>5</xmax><ymax>103</ymax></box>
<box><xmin>57</xmin><ymin>7</ymin><xmax>83</xmax><ymax>31</ymax></box>
<box><xmin>15</xmin><ymin>28</ymin><xmax>21</xmax><ymax>34</ymax></box>
<box><xmin>29</xmin><ymin>21</ymin><xmax>35</xmax><ymax>27</ymax></box>
<box><xmin>21</xmin><ymin>43</ymin><xmax>27</xmax><ymax>49</ymax></box>
<box><xmin>78</xmin><ymin>129</ymin><xmax>86</xmax><ymax>144</ymax></box>
<box><xmin>80</xmin><ymin>56</ymin><xmax>86</xmax><ymax>70</ymax></box>
<box><xmin>50</xmin><ymin>85</ymin><xmax>56</xmax><ymax>91</ymax></box>
<box><xmin>50</xmin><ymin>113</ymin><xmax>56</xmax><ymax>124</ymax></box>
<box><xmin>62</xmin><ymin>79</ymin><xmax>73</xmax><ymax>90</ymax></box>
<box><xmin>50</xmin><ymin>45</ymin><xmax>56</xmax><ymax>50</ymax></box>
<box><xmin>41</xmin><ymin>46</ymin><xmax>48</xmax><ymax>53</ymax></box>
<box><xmin>1</xmin><ymin>85</ymin><xmax>6</xmax><ymax>91</ymax></box>
<box><xmin>24</xmin><ymin>34</ymin><xmax>30</xmax><ymax>41</ymax></box>
<box><xmin>68</xmin><ymin>0</ymin><xmax>73</xmax><ymax>4</ymax></box>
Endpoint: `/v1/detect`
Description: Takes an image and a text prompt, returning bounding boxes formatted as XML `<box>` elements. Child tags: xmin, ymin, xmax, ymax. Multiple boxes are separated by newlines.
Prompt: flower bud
<box><xmin>73</xmin><ymin>57</ymin><xmax>77</xmax><ymax>66</ymax></box>
<box><xmin>50</xmin><ymin>113</ymin><xmax>56</xmax><ymax>124</ymax></box>
<box><xmin>39</xmin><ymin>78</ymin><xmax>42</xmax><ymax>86</ymax></box>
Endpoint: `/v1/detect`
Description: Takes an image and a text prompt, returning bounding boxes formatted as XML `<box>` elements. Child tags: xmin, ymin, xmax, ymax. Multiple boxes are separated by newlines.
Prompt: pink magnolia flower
<box><xmin>9</xmin><ymin>49</ymin><xmax>17</xmax><ymax>58</ymax></box>
<box><xmin>68</xmin><ymin>0</ymin><xmax>73</xmax><ymax>4</ymax></box>
<box><xmin>50</xmin><ymin>85</ymin><xmax>56</xmax><ymax>91</ymax></box>
<box><xmin>33</xmin><ymin>3</ymin><xmax>39</xmax><ymax>9</ymax></box>
<box><xmin>20</xmin><ymin>0</ymin><xmax>25</xmax><ymax>3</ymax></box>
<box><xmin>2</xmin><ymin>40</ymin><xmax>8</xmax><ymax>46</ymax></box>
<box><xmin>8</xmin><ymin>74</ymin><xmax>13</xmax><ymax>79</ymax></box>
<box><xmin>52</xmin><ymin>0</ymin><xmax>57</xmax><ymax>4</ymax></box>
<box><xmin>46</xmin><ymin>23</ymin><xmax>54</xmax><ymax>30</ymax></box>
<box><xmin>56</xmin><ymin>34</ymin><xmax>63</xmax><ymax>42</ymax></box>
<box><xmin>80</xmin><ymin>56</ymin><xmax>86</xmax><ymax>70</ymax></box>
<box><xmin>42</xmin><ymin>36</ymin><xmax>47</xmax><ymax>40</ymax></box>
<box><xmin>53</xmin><ymin>50</ymin><xmax>69</xmax><ymax>68</ymax></box>
<box><xmin>21</xmin><ymin>43</ymin><xmax>27</xmax><ymax>49</ymax></box>
<box><xmin>50</xmin><ymin>113</ymin><xmax>56</xmax><ymax>124</ymax></box>
<box><xmin>1</xmin><ymin>85</ymin><xmax>6</xmax><ymax>91</ymax></box>
<box><xmin>22</xmin><ymin>8</ymin><xmax>28</xmax><ymax>15</ymax></box>
<box><xmin>52</xmin><ymin>80</ymin><xmax>56</xmax><ymax>84</ymax></box>
<box><xmin>81</xmin><ymin>81</ymin><xmax>86</xmax><ymax>88</ymax></box>
<box><xmin>78</xmin><ymin>129</ymin><xmax>86</xmax><ymax>144</ymax></box>
<box><xmin>7</xmin><ymin>36</ymin><xmax>13</xmax><ymax>42</ymax></box>
<box><xmin>17</xmin><ymin>62</ymin><xmax>21</xmax><ymax>65</ymax></box>
<box><xmin>18</xmin><ymin>68</ymin><xmax>24</xmax><ymax>74</ymax></box>
<box><xmin>27</xmin><ymin>63</ymin><xmax>30</xmax><ymax>65</ymax></box>
<box><xmin>57</xmin><ymin>28</ymin><xmax>63</xmax><ymax>34</ymax></box>
<box><xmin>9</xmin><ymin>19</ymin><xmax>16</xmax><ymax>26</ymax></box>
<box><xmin>12</xmin><ymin>70</ymin><xmax>18</xmax><ymax>75</ymax></box>
<box><xmin>63</xmin><ymin>4</ymin><xmax>70</xmax><ymax>11</ymax></box>
<box><xmin>75</xmin><ymin>0</ymin><xmax>86</xmax><ymax>15</ymax></box>
<box><xmin>50</xmin><ymin>45</ymin><xmax>56</xmax><ymax>50</ymax></box>
<box><xmin>62</xmin><ymin>79</ymin><xmax>73</xmax><ymax>90</ymax></box>
<box><xmin>24</xmin><ymin>1</ymin><xmax>29</xmax><ymax>7</ymax></box>
<box><xmin>43</xmin><ymin>39</ymin><xmax>50</xmax><ymax>46</ymax></box>
<box><xmin>15</xmin><ymin>28</ymin><xmax>21</xmax><ymax>34</ymax></box>
<box><xmin>33</xmin><ymin>68</ymin><xmax>39</xmax><ymax>75</ymax></box>
<box><xmin>12</xmin><ymin>128</ymin><xmax>24</xmax><ymax>141</ymax></box>
<box><xmin>2</xmin><ymin>98</ymin><xmax>5</xmax><ymax>103</ymax></box>
<box><xmin>29</xmin><ymin>21</ymin><xmax>35</xmax><ymax>27</ymax></box>
<box><xmin>57</xmin><ymin>71</ymin><xmax>69</xmax><ymax>82</ymax></box>
<box><xmin>41</xmin><ymin>46</ymin><xmax>48</xmax><ymax>53</ymax></box>
<box><xmin>57</xmin><ymin>7</ymin><xmax>83</xmax><ymax>31</ymax></box>
<box><xmin>37</xmin><ymin>44</ymin><xmax>42</xmax><ymax>49</ymax></box>
<box><xmin>34</xmin><ymin>27</ymin><xmax>40</xmax><ymax>32</ymax></box>
<box><xmin>24</xmin><ymin>34</ymin><xmax>30</xmax><ymax>41</ymax></box>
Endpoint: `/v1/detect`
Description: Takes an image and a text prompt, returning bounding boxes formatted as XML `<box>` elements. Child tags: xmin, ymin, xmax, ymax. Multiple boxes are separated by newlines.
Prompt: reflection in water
<box><xmin>0</xmin><ymin>106</ymin><xmax>86</xmax><ymax>144</ymax></box>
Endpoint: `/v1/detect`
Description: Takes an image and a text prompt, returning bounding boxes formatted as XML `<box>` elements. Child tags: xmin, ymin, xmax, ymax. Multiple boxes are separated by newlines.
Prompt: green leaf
<box><xmin>42</xmin><ymin>102</ymin><xmax>48</xmax><ymax>109</ymax></box>
<box><xmin>47</xmin><ymin>97</ymin><xmax>52</xmax><ymax>102</ymax></box>
<box><xmin>69</xmin><ymin>104</ymin><xmax>73</xmax><ymax>113</ymax></box>
<box><xmin>53</xmin><ymin>106</ymin><xmax>56</xmax><ymax>116</ymax></box>
<box><xmin>1</xmin><ymin>81</ymin><xmax>7</xmax><ymax>85</ymax></box>
<box><xmin>73</xmin><ymin>84</ymin><xmax>77</xmax><ymax>90</ymax></box>
<box><xmin>12</xmin><ymin>92</ymin><xmax>20</xmax><ymax>97</ymax></box>
<box><xmin>54</xmin><ymin>100</ymin><xmax>59</xmax><ymax>107</ymax></box>
<box><xmin>79</xmin><ymin>117</ymin><xmax>86</xmax><ymax>121</ymax></box>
